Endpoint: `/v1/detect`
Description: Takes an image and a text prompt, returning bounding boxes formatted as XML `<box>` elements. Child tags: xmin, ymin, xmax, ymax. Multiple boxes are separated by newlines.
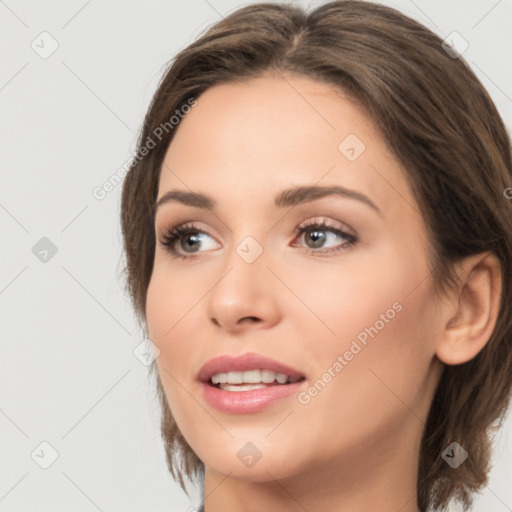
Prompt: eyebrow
<box><xmin>155</xmin><ymin>185</ymin><xmax>381</xmax><ymax>214</ymax></box>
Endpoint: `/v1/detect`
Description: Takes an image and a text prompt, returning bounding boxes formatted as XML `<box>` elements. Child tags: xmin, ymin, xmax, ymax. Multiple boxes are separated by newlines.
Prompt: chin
<box><xmin>196</xmin><ymin>435</ymin><xmax>310</xmax><ymax>482</ymax></box>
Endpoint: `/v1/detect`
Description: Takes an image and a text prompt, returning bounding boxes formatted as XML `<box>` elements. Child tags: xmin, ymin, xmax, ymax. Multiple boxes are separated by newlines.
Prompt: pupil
<box><xmin>307</xmin><ymin>229</ymin><xmax>325</xmax><ymax>248</ymax></box>
<box><xmin>182</xmin><ymin>233</ymin><xmax>200</xmax><ymax>252</ymax></box>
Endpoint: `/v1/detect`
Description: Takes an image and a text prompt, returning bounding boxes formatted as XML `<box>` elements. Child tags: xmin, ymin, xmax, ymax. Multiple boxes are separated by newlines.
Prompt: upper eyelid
<box><xmin>294</xmin><ymin>217</ymin><xmax>355</xmax><ymax>235</ymax></box>
<box><xmin>158</xmin><ymin>217</ymin><xmax>351</xmax><ymax>234</ymax></box>
<box><xmin>159</xmin><ymin>217</ymin><xmax>355</xmax><ymax>245</ymax></box>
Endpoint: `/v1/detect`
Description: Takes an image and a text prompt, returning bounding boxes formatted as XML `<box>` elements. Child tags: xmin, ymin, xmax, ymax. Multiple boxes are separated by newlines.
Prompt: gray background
<box><xmin>1</xmin><ymin>0</ymin><xmax>511</xmax><ymax>510</ymax></box>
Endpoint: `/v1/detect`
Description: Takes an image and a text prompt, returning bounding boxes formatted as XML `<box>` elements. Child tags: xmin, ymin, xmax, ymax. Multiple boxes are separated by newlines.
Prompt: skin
<box><xmin>146</xmin><ymin>73</ymin><xmax>502</xmax><ymax>512</ymax></box>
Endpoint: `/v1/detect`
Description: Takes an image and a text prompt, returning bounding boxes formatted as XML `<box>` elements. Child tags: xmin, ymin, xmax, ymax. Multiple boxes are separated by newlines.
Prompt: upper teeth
<box><xmin>211</xmin><ymin>370</ymin><xmax>301</xmax><ymax>385</ymax></box>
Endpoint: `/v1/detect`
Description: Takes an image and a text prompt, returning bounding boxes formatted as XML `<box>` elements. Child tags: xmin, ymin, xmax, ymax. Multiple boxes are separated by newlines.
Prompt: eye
<box><xmin>157</xmin><ymin>222</ymin><xmax>219</xmax><ymax>260</ymax></box>
<box><xmin>291</xmin><ymin>218</ymin><xmax>357</xmax><ymax>255</ymax></box>
<box><xmin>157</xmin><ymin>217</ymin><xmax>357</xmax><ymax>261</ymax></box>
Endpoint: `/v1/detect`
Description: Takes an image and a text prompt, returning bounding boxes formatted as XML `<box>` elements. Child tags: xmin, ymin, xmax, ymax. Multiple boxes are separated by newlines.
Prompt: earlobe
<box><xmin>435</xmin><ymin>252</ymin><xmax>502</xmax><ymax>366</ymax></box>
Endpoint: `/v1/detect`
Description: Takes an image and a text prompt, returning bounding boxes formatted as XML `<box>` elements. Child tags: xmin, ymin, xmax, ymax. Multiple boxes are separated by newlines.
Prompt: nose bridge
<box><xmin>218</xmin><ymin>215</ymin><xmax>269</xmax><ymax>278</ymax></box>
<box><xmin>205</xmin><ymin>231</ymin><xmax>281</xmax><ymax>330</ymax></box>
<box><xmin>214</xmin><ymin>232</ymin><xmax>269</xmax><ymax>303</ymax></box>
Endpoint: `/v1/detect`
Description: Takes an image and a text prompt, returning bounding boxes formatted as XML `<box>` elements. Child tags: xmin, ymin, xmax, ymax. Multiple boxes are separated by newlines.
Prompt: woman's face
<box><xmin>147</xmin><ymin>74</ymin><xmax>445</xmax><ymax>483</ymax></box>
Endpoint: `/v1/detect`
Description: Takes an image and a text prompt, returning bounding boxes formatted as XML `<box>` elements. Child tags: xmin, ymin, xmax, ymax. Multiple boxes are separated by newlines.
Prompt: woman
<box><xmin>120</xmin><ymin>1</ymin><xmax>512</xmax><ymax>511</ymax></box>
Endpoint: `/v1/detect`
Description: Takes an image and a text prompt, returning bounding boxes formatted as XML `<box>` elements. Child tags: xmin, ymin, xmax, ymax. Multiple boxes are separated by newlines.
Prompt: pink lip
<box><xmin>201</xmin><ymin>380</ymin><xmax>306</xmax><ymax>413</ymax></box>
<box><xmin>197</xmin><ymin>352</ymin><xmax>307</xmax><ymax>414</ymax></box>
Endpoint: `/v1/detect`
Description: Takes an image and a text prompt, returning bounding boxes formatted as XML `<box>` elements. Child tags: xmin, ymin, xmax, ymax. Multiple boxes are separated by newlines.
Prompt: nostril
<box><xmin>239</xmin><ymin>316</ymin><xmax>261</xmax><ymax>324</ymax></box>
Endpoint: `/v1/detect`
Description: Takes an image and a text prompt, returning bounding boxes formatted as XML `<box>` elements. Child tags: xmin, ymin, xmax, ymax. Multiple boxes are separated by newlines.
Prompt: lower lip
<box><xmin>201</xmin><ymin>381</ymin><xmax>306</xmax><ymax>413</ymax></box>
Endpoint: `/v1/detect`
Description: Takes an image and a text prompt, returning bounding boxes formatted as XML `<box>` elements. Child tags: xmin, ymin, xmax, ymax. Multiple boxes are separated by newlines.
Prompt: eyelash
<box><xmin>157</xmin><ymin>218</ymin><xmax>357</xmax><ymax>261</ymax></box>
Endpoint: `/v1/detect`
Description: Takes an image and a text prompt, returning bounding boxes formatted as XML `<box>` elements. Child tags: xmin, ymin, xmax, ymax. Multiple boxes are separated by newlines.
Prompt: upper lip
<box><xmin>197</xmin><ymin>352</ymin><xmax>306</xmax><ymax>383</ymax></box>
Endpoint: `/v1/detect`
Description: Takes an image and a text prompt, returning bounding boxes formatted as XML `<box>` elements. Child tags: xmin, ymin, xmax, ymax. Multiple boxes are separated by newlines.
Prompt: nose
<box><xmin>206</xmin><ymin>246</ymin><xmax>281</xmax><ymax>334</ymax></box>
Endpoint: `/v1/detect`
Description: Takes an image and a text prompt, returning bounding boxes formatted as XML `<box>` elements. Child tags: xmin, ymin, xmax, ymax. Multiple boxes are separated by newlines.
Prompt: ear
<box><xmin>435</xmin><ymin>252</ymin><xmax>502</xmax><ymax>365</ymax></box>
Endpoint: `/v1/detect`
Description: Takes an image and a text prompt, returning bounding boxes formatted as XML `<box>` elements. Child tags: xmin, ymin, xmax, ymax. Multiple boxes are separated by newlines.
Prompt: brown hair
<box><xmin>120</xmin><ymin>1</ymin><xmax>512</xmax><ymax>510</ymax></box>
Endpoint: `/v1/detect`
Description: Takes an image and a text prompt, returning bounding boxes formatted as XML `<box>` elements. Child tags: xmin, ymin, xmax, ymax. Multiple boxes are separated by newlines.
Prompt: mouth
<box><xmin>197</xmin><ymin>352</ymin><xmax>307</xmax><ymax>410</ymax></box>
<box><xmin>209</xmin><ymin>369</ymin><xmax>306</xmax><ymax>392</ymax></box>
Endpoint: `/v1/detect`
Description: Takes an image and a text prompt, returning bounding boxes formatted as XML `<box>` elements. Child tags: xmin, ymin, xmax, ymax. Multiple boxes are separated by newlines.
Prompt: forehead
<box><xmin>159</xmin><ymin>74</ymin><xmax>416</xmax><ymax>219</ymax></box>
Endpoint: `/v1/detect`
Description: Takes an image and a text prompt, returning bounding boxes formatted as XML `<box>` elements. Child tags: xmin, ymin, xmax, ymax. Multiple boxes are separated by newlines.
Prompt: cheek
<box><xmin>302</xmin><ymin>259</ymin><xmax>437</xmax><ymax>432</ymax></box>
<box><xmin>145</xmin><ymin>255</ymin><xmax>208</xmax><ymax>345</ymax></box>
<box><xmin>145</xmin><ymin>263</ymin><xmax>196</xmax><ymax>383</ymax></box>
<box><xmin>281</xmin><ymin>247</ymin><xmax>408</xmax><ymax>348</ymax></box>
<box><xmin>294</xmin><ymin>242</ymin><xmax>436</xmax><ymax>390</ymax></box>
<box><xmin>146</xmin><ymin>266</ymin><xmax>172</xmax><ymax>347</ymax></box>
<box><xmin>146</xmin><ymin>267</ymin><xmax>202</xmax><ymax>430</ymax></box>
